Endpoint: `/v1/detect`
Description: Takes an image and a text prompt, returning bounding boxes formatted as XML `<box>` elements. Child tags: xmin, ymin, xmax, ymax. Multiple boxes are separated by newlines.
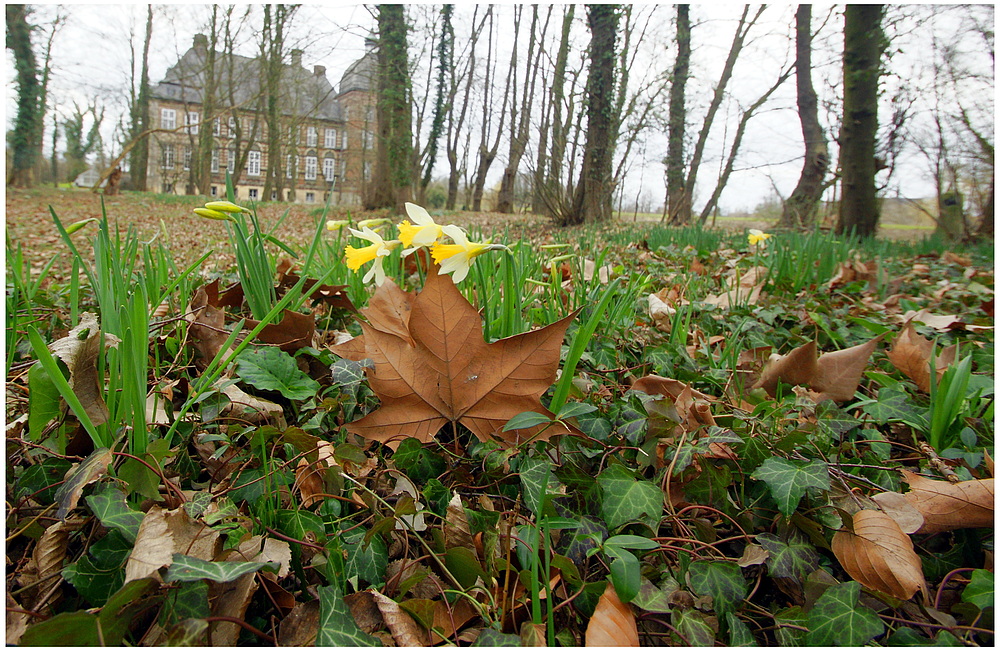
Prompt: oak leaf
<box><xmin>831</xmin><ymin>509</ymin><xmax>926</xmax><ymax>601</ymax></box>
<box><xmin>338</xmin><ymin>268</ymin><xmax>578</xmax><ymax>449</ymax></box>
<box><xmin>901</xmin><ymin>471</ymin><xmax>994</xmax><ymax>534</ymax></box>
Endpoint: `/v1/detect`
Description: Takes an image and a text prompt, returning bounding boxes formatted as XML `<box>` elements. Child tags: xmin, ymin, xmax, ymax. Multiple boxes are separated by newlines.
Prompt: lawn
<box><xmin>5</xmin><ymin>188</ymin><xmax>994</xmax><ymax>646</ymax></box>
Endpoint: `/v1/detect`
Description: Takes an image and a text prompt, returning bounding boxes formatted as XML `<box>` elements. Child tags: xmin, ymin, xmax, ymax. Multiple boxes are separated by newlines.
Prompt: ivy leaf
<box><xmin>519</xmin><ymin>456</ymin><xmax>556</xmax><ymax>516</ymax></box>
<box><xmin>726</xmin><ymin>611</ymin><xmax>755</xmax><ymax>646</ymax></box>
<box><xmin>163</xmin><ymin>554</ymin><xmax>279</xmax><ymax>583</ymax></box>
<box><xmin>598</xmin><ymin>464</ymin><xmax>664</xmax><ymax>531</ymax></box>
<box><xmin>86</xmin><ymin>486</ymin><xmax>144</xmax><ymax>544</ymax></box>
<box><xmin>473</xmin><ymin>628</ymin><xmax>521</xmax><ymax>646</ymax></box>
<box><xmin>805</xmin><ymin>581</ymin><xmax>884</xmax><ymax>646</ymax></box>
<box><xmin>393</xmin><ymin>438</ymin><xmax>446</xmax><ymax>484</ymax></box>
<box><xmin>756</xmin><ymin>532</ymin><xmax>820</xmax><ymax>582</ymax></box>
<box><xmin>317</xmin><ymin>584</ymin><xmax>379</xmax><ymax>646</ymax></box>
<box><xmin>687</xmin><ymin>560</ymin><xmax>748</xmax><ymax>616</ymax></box>
<box><xmin>671</xmin><ymin>609</ymin><xmax>715</xmax><ymax>646</ymax></box>
<box><xmin>342</xmin><ymin>526</ymin><xmax>388</xmax><ymax>589</ymax></box>
<box><xmin>234</xmin><ymin>346</ymin><xmax>320</xmax><ymax>400</ymax></box>
<box><xmin>751</xmin><ymin>457</ymin><xmax>829</xmax><ymax>516</ymax></box>
<box><xmin>962</xmin><ymin>569</ymin><xmax>994</xmax><ymax>610</ymax></box>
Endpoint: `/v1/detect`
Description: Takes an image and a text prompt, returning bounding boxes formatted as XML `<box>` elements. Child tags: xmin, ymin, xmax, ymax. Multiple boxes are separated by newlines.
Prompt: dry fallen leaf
<box><xmin>53</xmin><ymin>448</ymin><xmax>113</xmax><ymax>519</ymax></box>
<box><xmin>871</xmin><ymin>491</ymin><xmax>925</xmax><ymax>534</ymax></box>
<box><xmin>754</xmin><ymin>341</ymin><xmax>819</xmax><ymax>396</ymax></box>
<box><xmin>901</xmin><ymin>471</ymin><xmax>994</xmax><ymax>534</ymax></box>
<box><xmin>124</xmin><ymin>505</ymin><xmax>221</xmax><ymax>583</ymax></box>
<box><xmin>21</xmin><ymin>517</ymin><xmax>85</xmax><ymax>610</ymax></box>
<box><xmin>886</xmin><ymin>323</ymin><xmax>957</xmax><ymax>393</ymax></box>
<box><xmin>831</xmin><ymin>509</ymin><xmax>926</xmax><ymax>601</ymax></box>
<box><xmin>187</xmin><ymin>281</ymin><xmax>232</xmax><ymax>368</ymax></box>
<box><xmin>753</xmin><ymin>337</ymin><xmax>880</xmax><ymax>403</ymax></box>
<box><xmin>338</xmin><ymin>268</ymin><xmax>579</xmax><ymax>449</ymax></box>
<box><xmin>371</xmin><ymin>590</ymin><xmax>427</xmax><ymax>646</ymax></box>
<box><xmin>585</xmin><ymin>582</ymin><xmax>639</xmax><ymax>646</ymax></box>
<box><xmin>48</xmin><ymin>312</ymin><xmax>119</xmax><ymax>426</ymax></box>
<box><xmin>246</xmin><ymin>309</ymin><xmax>315</xmax><ymax>352</ymax></box>
<box><xmin>647</xmin><ymin>292</ymin><xmax>677</xmax><ymax>332</ymax></box>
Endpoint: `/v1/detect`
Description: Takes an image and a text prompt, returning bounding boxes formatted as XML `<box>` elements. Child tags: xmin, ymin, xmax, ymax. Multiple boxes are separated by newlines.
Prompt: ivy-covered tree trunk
<box><xmin>837</xmin><ymin>4</ymin><xmax>886</xmax><ymax>239</ymax></box>
<box><xmin>422</xmin><ymin>4</ymin><xmax>453</xmax><ymax>192</ymax></box>
<box><xmin>780</xmin><ymin>5</ymin><xmax>829</xmax><ymax>229</ymax></box>
<box><xmin>561</xmin><ymin>5</ymin><xmax>619</xmax><ymax>226</ymax></box>
<box><xmin>367</xmin><ymin>4</ymin><xmax>413</xmax><ymax>212</ymax></box>
<box><xmin>129</xmin><ymin>5</ymin><xmax>153</xmax><ymax>191</ymax></box>
<box><xmin>6</xmin><ymin>5</ymin><xmax>44</xmax><ymax>188</ymax></box>
<box><xmin>664</xmin><ymin>4</ymin><xmax>690</xmax><ymax>224</ymax></box>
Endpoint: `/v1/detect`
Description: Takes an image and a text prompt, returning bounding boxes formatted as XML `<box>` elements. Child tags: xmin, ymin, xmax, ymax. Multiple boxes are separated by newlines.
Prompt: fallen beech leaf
<box><xmin>887</xmin><ymin>323</ymin><xmax>957</xmax><ymax>392</ymax></box>
<box><xmin>831</xmin><ymin>510</ymin><xmax>926</xmax><ymax>600</ymax></box>
<box><xmin>811</xmin><ymin>336</ymin><xmax>882</xmax><ymax>402</ymax></box>
<box><xmin>901</xmin><ymin>471</ymin><xmax>994</xmax><ymax>534</ymax></box>
<box><xmin>339</xmin><ymin>268</ymin><xmax>579</xmax><ymax>449</ymax></box>
<box><xmin>871</xmin><ymin>491</ymin><xmax>924</xmax><ymax>534</ymax></box>
<box><xmin>586</xmin><ymin>582</ymin><xmax>639</xmax><ymax>646</ymax></box>
<box><xmin>210</xmin><ymin>572</ymin><xmax>258</xmax><ymax>645</ymax></box>
<box><xmin>754</xmin><ymin>341</ymin><xmax>819</xmax><ymax>396</ymax></box>
<box><xmin>48</xmin><ymin>312</ymin><xmax>119</xmax><ymax>426</ymax></box>
<box><xmin>124</xmin><ymin>506</ymin><xmax>220</xmax><ymax>583</ymax></box>
<box><xmin>583</xmin><ymin>258</ymin><xmax>613</xmax><ymax>283</ymax></box>
<box><xmin>246</xmin><ymin>309</ymin><xmax>315</xmax><ymax>352</ymax></box>
<box><xmin>217</xmin><ymin>379</ymin><xmax>285</xmax><ymax>425</ymax></box>
<box><xmin>278</xmin><ymin>601</ymin><xmax>320</xmax><ymax>646</ymax></box>
<box><xmin>371</xmin><ymin>590</ymin><xmax>427</xmax><ymax>646</ymax></box>
<box><xmin>941</xmin><ymin>251</ymin><xmax>971</xmax><ymax>267</ymax></box>
<box><xmin>647</xmin><ymin>293</ymin><xmax>676</xmax><ymax>332</ymax></box>
<box><xmin>431</xmin><ymin>598</ymin><xmax>478</xmax><ymax>644</ymax></box>
<box><xmin>827</xmin><ymin>256</ymin><xmax>878</xmax><ymax>290</ymax></box>
<box><xmin>631</xmin><ymin>374</ymin><xmax>712</xmax><ymax>402</ymax></box>
<box><xmin>444</xmin><ymin>493</ymin><xmax>476</xmax><ymax>556</ymax></box>
<box><xmin>187</xmin><ymin>281</ymin><xmax>231</xmax><ymax>368</ymax></box>
<box><xmin>6</xmin><ymin>593</ymin><xmax>29</xmax><ymax>645</ymax></box>
<box><xmin>23</xmin><ymin>517</ymin><xmax>85</xmax><ymax>610</ymax></box>
<box><xmin>53</xmin><ymin>447</ymin><xmax>113</xmax><ymax>519</ymax></box>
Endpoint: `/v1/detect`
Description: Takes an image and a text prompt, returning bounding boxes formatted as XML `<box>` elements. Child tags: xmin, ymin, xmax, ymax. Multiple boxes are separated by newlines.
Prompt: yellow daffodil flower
<box><xmin>204</xmin><ymin>200</ymin><xmax>249</xmax><ymax>213</ymax></box>
<box><xmin>748</xmin><ymin>229</ymin><xmax>772</xmax><ymax>246</ymax></box>
<box><xmin>431</xmin><ymin>225</ymin><xmax>508</xmax><ymax>283</ymax></box>
<box><xmin>326</xmin><ymin>219</ymin><xmax>349</xmax><ymax>231</ymax></box>
<box><xmin>193</xmin><ymin>207</ymin><xmax>235</xmax><ymax>221</ymax></box>
<box><xmin>397</xmin><ymin>202</ymin><xmax>444</xmax><ymax>253</ymax></box>
<box><xmin>344</xmin><ymin>226</ymin><xmax>400</xmax><ymax>286</ymax></box>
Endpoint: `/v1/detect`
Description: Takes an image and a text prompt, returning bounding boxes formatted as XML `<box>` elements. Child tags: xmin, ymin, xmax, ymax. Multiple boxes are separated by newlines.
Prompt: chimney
<box><xmin>193</xmin><ymin>34</ymin><xmax>208</xmax><ymax>51</ymax></box>
<box><xmin>313</xmin><ymin>65</ymin><xmax>326</xmax><ymax>77</ymax></box>
<box><xmin>291</xmin><ymin>49</ymin><xmax>303</xmax><ymax>68</ymax></box>
<box><xmin>364</xmin><ymin>37</ymin><xmax>377</xmax><ymax>52</ymax></box>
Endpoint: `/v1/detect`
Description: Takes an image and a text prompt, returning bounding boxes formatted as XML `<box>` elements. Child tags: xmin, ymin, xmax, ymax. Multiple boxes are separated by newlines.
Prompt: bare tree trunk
<box><xmin>561</xmin><ymin>5</ymin><xmax>619</xmax><ymax>226</ymax></box>
<box><xmin>471</xmin><ymin>6</ymin><xmax>512</xmax><ymax>212</ymax></box>
<box><xmin>197</xmin><ymin>6</ymin><xmax>219</xmax><ymax>196</ymax></box>
<box><xmin>780</xmin><ymin>5</ymin><xmax>829</xmax><ymax>229</ymax></box>
<box><xmin>130</xmin><ymin>5</ymin><xmax>153</xmax><ymax>191</ymax></box>
<box><xmin>539</xmin><ymin>5</ymin><xmax>575</xmax><ymax>217</ymax></box>
<box><xmin>699</xmin><ymin>65</ymin><xmax>793</xmax><ymax>223</ymax></box>
<box><xmin>497</xmin><ymin>6</ymin><xmax>550</xmax><ymax>213</ymax></box>
<box><xmin>444</xmin><ymin>8</ymin><xmax>484</xmax><ymax>210</ymax></box>
<box><xmin>837</xmin><ymin>4</ymin><xmax>886</xmax><ymax>239</ymax></box>
<box><xmin>367</xmin><ymin>4</ymin><xmax>413</xmax><ymax>212</ymax></box>
<box><xmin>674</xmin><ymin>5</ymin><xmax>763</xmax><ymax>224</ymax></box>
<box><xmin>664</xmin><ymin>5</ymin><xmax>690</xmax><ymax>223</ymax></box>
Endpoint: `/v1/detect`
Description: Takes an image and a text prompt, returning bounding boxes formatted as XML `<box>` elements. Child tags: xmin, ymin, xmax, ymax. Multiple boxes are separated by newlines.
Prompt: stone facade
<box><xmin>147</xmin><ymin>34</ymin><xmax>376</xmax><ymax>205</ymax></box>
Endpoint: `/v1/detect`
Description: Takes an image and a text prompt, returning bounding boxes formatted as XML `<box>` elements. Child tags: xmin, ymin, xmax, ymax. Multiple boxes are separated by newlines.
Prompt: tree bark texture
<box><xmin>130</xmin><ymin>5</ymin><xmax>153</xmax><ymax>191</ymax></box>
<box><xmin>780</xmin><ymin>5</ymin><xmax>830</xmax><ymax>229</ymax></box>
<box><xmin>197</xmin><ymin>7</ymin><xmax>219</xmax><ymax>196</ymax></box>
<box><xmin>6</xmin><ymin>5</ymin><xmax>43</xmax><ymax>188</ymax></box>
<box><xmin>367</xmin><ymin>4</ymin><xmax>413</xmax><ymax>212</ymax></box>
<box><xmin>541</xmin><ymin>5</ymin><xmax>575</xmax><ymax>216</ymax></box>
<box><xmin>664</xmin><ymin>4</ymin><xmax>690</xmax><ymax>223</ymax></box>
<box><xmin>837</xmin><ymin>4</ymin><xmax>886</xmax><ymax>239</ymax></box>
<box><xmin>562</xmin><ymin>5</ymin><xmax>619</xmax><ymax>226</ymax></box>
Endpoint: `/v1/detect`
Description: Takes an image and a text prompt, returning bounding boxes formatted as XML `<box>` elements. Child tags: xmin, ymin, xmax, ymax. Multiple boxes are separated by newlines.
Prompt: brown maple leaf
<box><xmin>752</xmin><ymin>336</ymin><xmax>881</xmax><ymax>402</ymax></box>
<box><xmin>336</xmin><ymin>268</ymin><xmax>579</xmax><ymax>449</ymax></box>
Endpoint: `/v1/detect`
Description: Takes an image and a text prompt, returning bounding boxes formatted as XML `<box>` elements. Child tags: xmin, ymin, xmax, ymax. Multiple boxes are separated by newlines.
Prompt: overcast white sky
<box><xmin>6</xmin><ymin>4</ymin><xmax>993</xmax><ymax>214</ymax></box>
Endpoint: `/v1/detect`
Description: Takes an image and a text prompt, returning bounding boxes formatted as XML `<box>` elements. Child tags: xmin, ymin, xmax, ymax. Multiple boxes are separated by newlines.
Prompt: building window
<box><xmin>306</xmin><ymin>192</ymin><xmax>315</xmax><ymax>203</ymax></box>
<box><xmin>366</xmin><ymin>106</ymin><xmax>374</xmax><ymax>122</ymax></box>
<box><xmin>213</xmin><ymin>118</ymin><xmax>221</xmax><ymax>136</ymax></box>
<box><xmin>323</xmin><ymin>157</ymin><xmax>336</xmax><ymax>182</ymax></box>
<box><xmin>163</xmin><ymin>182</ymin><xmax>173</xmax><ymax>193</ymax></box>
<box><xmin>227</xmin><ymin>149</ymin><xmax>235</xmax><ymax>173</ymax></box>
<box><xmin>306</xmin><ymin>126</ymin><xmax>318</xmax><ymax>147</ymax></box>
<box><xmin>324</xmin><ymin>128</ymin><xmax>337</xmax><ymax>149</ymax></box>
<box><xmin>363</xmin><ymin>130</ymin><xmax>374</xmax><ymax>149</ymax></box>
<box><xmin>285</xmin><ymin>154</ymin><xmax>293</xmax><ymax>179</ymax></box>
<box><xmin>271</xmin><ymin>191</ymin><xmax>277</xmax><ymax>201</ymax></box>
<box><xmin>162</xmin><ymin>144</ymin><xmax>174</xmax><ymax>169</ymax></box>
<box><xmin>249</xmin><ymin>188</ymin><xmax>259</xmax><ymax>200</ymax></box>
<box><xmin>210</xmin><ymin>186</ymin><xmax>218</xmax><ymax>196</ymax></box>
<box><xmin>363</xmin><ymin>161</ymin><xmax>372</xmax><ymax>181</ymax></box>
<box><xmin>211</xmin><ymin>149</ymin><xmax>219</xmax><ymax>173</ymax></box>
<box><xmin>185</xmin><ymin>111</ymin><xmax>199</xmax><ymax>134</ymax></box>
<box><xmin>228</xmin><ymin>116</ymin><xmax>237</xmax><ymax>137</ymax></box>
<box><xmin>342</xmin><ymin>131</ymin><xmax>348</xmax><ymax>149</ymax></box>
<box><xmin>305</xmin><ymin>155</ymin><xmax>317</xmax><ymax>180</ymax></box>
<box><xmin>161</xmin><ymin>108</ymin><xmax>176</xmax><ymax>130</ymax></box>
<box><xmin>344</xmin><ymin>106</ymin><xmax>350</xmax><ymax>121</ymax></box>
<box><xmin>340</xmin><ymin>159</ymin><xmax>347</xmax><ymax>180</ymax></box>
<box><xmin>183</xmin><ymin>147</ymin><xmax>192</xmax><ymax>170</ymax></box>
<box><xmin>247</xmin><ymin>150</ymin><xmax>261</xmax><ymax>176</ymax></box>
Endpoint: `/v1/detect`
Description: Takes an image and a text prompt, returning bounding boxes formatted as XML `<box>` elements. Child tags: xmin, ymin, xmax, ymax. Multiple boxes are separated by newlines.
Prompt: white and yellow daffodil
<box><xmin>748</xmin><ymin>229</ymin><xmax>772</xmax><ymax>246</ymax></box>
<box><xmin>430</xmin><ymin>224</ymin><xmax>508</xmax><ymax>283</ymax></box>
<box><xmin>397</xmin><ymin>202</ymin><xmax>444</xmax><ymax>253</ymax></box>
<box><xmin>344</xmin><ymin>226</ymin><xmax>401</xmax><ymax>286</ymax></box>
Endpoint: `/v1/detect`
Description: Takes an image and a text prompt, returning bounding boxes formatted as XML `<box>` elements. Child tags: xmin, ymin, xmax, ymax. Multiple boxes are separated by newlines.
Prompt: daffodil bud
<box><xmin>326</xmin><ymin>219</ymin><xmax>349</xmax><ymax>231</ymax></box>
<box><xmin>204</xmin><ymin>200</ymin><xmax>249</xmax><ymax>213</ymax></box>
<box><xmin>193</xmin><ymin>207</ymin><xmax>235</xmax><ymax>221</ymax></box>
<box><xmin>64</xmin><ymin>218</ymin><xmax>97</xmax><ymax>235</ymax></box>
<box><xmin>357</xmin><ymin>218</ymin><xmax>390</xmax><ymax>229</ymax></box>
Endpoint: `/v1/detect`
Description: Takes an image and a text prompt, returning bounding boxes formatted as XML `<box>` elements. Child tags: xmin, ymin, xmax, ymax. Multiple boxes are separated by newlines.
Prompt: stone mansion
<box><xmin>148</xmin><ymin>34</ymin><xmax>376</xmax><ymax>205</ymax></box>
